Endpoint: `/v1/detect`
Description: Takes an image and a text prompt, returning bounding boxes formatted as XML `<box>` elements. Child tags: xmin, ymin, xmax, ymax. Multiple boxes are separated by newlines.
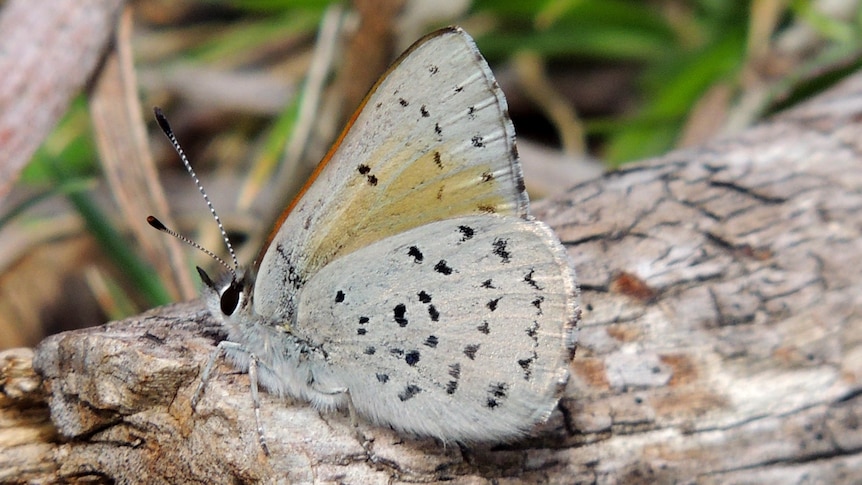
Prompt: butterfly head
<box><xmin>197</xmin><ymin>266</ymin><xmax>256</xmax><ymax>326</ymax></box>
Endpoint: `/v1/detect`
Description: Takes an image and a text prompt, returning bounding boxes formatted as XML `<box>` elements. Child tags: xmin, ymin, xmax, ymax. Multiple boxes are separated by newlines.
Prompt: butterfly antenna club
<box><xmin>146</xmin><ymin>215</ymin><xmax>236</xmax><ymax>277</ymax></box>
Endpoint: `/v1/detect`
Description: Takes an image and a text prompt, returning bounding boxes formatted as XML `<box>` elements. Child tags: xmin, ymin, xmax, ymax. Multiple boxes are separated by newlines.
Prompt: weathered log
<box><xmin>4</xmin><ymin>68</ymin><xmax>862</xmax><ymax>485</ymax></box>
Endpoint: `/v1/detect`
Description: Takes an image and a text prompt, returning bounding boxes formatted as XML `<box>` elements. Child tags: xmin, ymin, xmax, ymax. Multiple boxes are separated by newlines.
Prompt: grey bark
<box><xmin>4</xmin><ymin>68</ymin><xmax>862</xmax><ymax>485</ymax></box>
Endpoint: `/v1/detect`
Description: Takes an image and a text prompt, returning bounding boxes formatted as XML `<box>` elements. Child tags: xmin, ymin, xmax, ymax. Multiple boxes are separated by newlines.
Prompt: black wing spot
<box><xmin>405</xmin><ymin>350</ymin><xmax>420</xmax><ymax>366</ymax></box>
<box><xmin>335</xmin><ymin>290</ymin><xmax>345</xmax><ymax>303</ymax></box>
<box><xmin>524</xmin><ymin>269</ymin><xmax>542</xmax><ymax>290</ymax></box>
<box><xmin>532</xmin><ymin>297</ymin><xmax>544</xmax><ymax>315</ymax></box>
<box><xmin>481</xmin><ymin>171</ymin><xmax>494</xmax><ymax>182</ymax></box>
<box><xmin>394</xmin><ymin>304</ymin><xmax>408</xmax><ymax>327</ymax></box>
<box><xmin>467</xmin><ymin>106</ymin><xmax>476</xmax><ymax>119</ymax></box>
<box><xmin>434</xmin><ymin>123</ymin><xmax>442</xmax><ymax>136</ymax></box>
<box><xmin>417</xmin><ymin>291</ymin><xmax>431</xmax><ymax>303</ymax></box>
<box><xmin>428</xmin><ymin>305</ymin><xmax>440</xmax><ymax>322</ymax></box>
<box><xmin>455</xmin><ymin>85</ymin><xmax>464</xmax><ymax>93</ymax></box>
<box><xmin>486</xmin><ymin>398</ymin><xmax>499</xmax><ymax>409</ymax></box>
<box><xmin>429</xmin><ymin>65</ymin><xmax>439</xmax><ymax>74</ymax></box>
<box><xmin>477</xmin><ymin>321</ymin><xmax>490</xmax><ymax>334</ymax></box>
<box><xmin>464</xmin><ymin>344</ymin><xmax>480</xmax><ymax>360</ymax></box>
<box><xmin>376</xmin><ymin>373</ymin><xmax>389</xmax><ymax>383</ymax></box>
<box><xmin>471</xmin><ymin>135</ymin><xmax>485</xmax><ymax>148</ymax></box>
<box><xmin>398</xmin><ymin>384</ymin><xmax>421</xmax><ymax>402</ymax></box>
<box><xmin>481</xmin><ymin>279</ymin><xmax>495</xmax><ymax>289</ymax></box>
<box><xmin>434</xmin><ymin>260</ymin><xmax>453</xmax><ymax>275</ymax></box>
<box><xmin>488</xmin><ymin>382</ymin><xmax>508</xmax><ymax>399</ymax></box>
<box><xmin>433</xmin><ymin>151</ymin><xmax>443</xmax><ymax>168</ymax></box>
<box><xmin>487</xmin><ymin>297</ymin><xmax>501</xmax><ymax>311</ymax></box>
<box><xmin>424</xmin><ymin>335</ymin><xmax>438</xmax><ymax>348</ymax></box>
<box><xmin>518</xmin><ymin>354</ymin><xmax>536</xmax><ymax>380</ymax></box>
<box><xmin>408</xmin><ymin>246</ymin><xmax>424</xmax><ymax>263</ymax></box>
<box><xmin>457</xmin><ymin>225</ymin><xmax>474</xmax><ymax>242</ymax></box>
<box><xmin>420</xmin><ymin>105</ymin><xmax>429</xmax><ymax>117</ymax></box>
<box><xmin>357</xmin><ymin>164</ymin><xmax>378</xmax><ymax>185</ymax></box>
<box><xmin>399</xmin><ymin>97</ymin><xmax>409</xmax><ymax>107</ymax></box>
<box><xmin>359</xmin><ymin>316</ymin><xmax>369</xmax><ymax>324</ymax></box>
<box><xmin>445</xmin><ymin>362</ymin><xmax>460</xmax><ymax>393</ymax></box>
<box><xmin>357</xmin><ymin>328</ymin><xmax>367</xmax><ymax>335</ymax></box>
<box><xmin>493</xmin><ymin>238</ymin><xmax>511</xmax><ymax>263</ymax></box>
<box><xmin>364</xmin><ymin>346</ymin><xmax>376</xmax><ymax>355</ymax></box>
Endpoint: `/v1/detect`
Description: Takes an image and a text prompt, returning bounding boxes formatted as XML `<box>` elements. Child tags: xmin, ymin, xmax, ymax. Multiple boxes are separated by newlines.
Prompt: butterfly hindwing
<box><xmin>296</xmin><ymin>215</ymin><xmax>577</xmax><ymax>442</ymax></box>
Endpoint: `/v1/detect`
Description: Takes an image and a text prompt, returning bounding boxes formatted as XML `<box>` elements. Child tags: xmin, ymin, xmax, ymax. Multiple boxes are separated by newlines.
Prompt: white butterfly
<box><xmin>155</xmin><ymin>26</ymin><xmax>579</xmax><ymax>450</ymax></box>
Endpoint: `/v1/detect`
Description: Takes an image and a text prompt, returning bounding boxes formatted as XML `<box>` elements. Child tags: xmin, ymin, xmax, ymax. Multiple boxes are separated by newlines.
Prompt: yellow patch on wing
<box><xmin>303</xmin><ymin>144</ymin><xmax>517</xmax><ymax>270</ymax></box>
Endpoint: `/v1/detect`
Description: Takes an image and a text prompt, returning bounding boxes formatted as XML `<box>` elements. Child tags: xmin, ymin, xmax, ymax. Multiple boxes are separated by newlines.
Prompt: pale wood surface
<box><xmin>0</xmin><ymin>0</ymin><xmax>125</xmax><ymax>202</ymax></box>
<box><xmin>4</xmin><ymin>55</ymin><xmax>862</xmax><ymax>485</ymax></box>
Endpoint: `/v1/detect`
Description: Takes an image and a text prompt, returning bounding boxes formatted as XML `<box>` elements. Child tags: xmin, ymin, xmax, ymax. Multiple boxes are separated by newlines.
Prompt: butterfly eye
<box><xmin>220</xmin><ymin>281</ymin><xmax>242</xmax><ymax>316</ymax></box>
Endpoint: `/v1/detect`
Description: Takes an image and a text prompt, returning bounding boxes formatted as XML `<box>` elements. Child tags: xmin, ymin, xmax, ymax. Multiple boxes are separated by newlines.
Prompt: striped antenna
<box><xmin>152</xmin><ymin>107</ymin><xmax>240</xmax><ymax>273</ymax></box>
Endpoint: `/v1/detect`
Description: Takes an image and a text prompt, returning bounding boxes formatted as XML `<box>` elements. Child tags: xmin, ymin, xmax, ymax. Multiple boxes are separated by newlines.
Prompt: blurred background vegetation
<box><xmin>3</xmin><ymin>0</ymin><xmax>862</xmax><ymax>348</ymax></box>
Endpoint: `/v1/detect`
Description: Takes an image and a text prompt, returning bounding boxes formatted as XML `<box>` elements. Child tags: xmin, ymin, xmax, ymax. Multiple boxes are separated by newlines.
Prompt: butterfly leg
<box><xmin>191</xmin><ymin>340</ymin><xmax>234</xmax><ymax>409</ymax></box>
<box><xmin>247</xmin><ymin>353</ymin><xmax>271</xmax><ymax>455</ymax></box>
<box><xmin>309</xmin><ymin>382</ymin><xmax>371</xmax><ymax>446</ymax></box>
<box><xmin>344</xmin><ymin>390</ymin><xmax>376</xmax><ymax>451</ymax></box>
<box><xmin>191</xmin><ymin>340</ymin><xmax>270</xmax><ymax>455</ymax></box>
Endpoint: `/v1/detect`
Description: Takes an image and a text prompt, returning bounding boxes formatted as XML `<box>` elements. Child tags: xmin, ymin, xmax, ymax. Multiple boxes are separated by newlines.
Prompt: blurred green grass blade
<box><xmin>22</xmin><ymin>98</ymin><xmax>97</xmax><ymax>184</ymax></box>
<box><xmin>187</xmin><ymin>9</ymin><xmax>322</xmax><ymax>63</ymax></box>
<box><xmin>768</xmin><ymin>41</ymin><xmax>862</xmax><ymax>114</ymax></box>
<box><xmin>45</xmin><ymin>160</ymin><xmax>171</xmax><ymax>308</ymax></box>
<box><xmin>646</xmin><ymin>32</ymin><xmax>745</xmax><ymax>118</ymax></box>
<box><xmin>474</xmin><ymin>0</ymin><xmax>677</xmax><ymax>60</ymax></box>
<box><xmin>606</xmin><ymin>23</ymin><xmax>747</xmax><ymax>163</ymax></box>
<box><xmin>791</xmin><ymin>0</ymin><xmax>855</xmax><ymax>42</ymax></box>
<box><xmin>259</xmin><ymin>93</ymin><xmax>300</xmax><ymax>171</ymax></box>
<box><xmin>478</xmin><ymin>25</ymin><xmax>674</xmax><ymax>60</ymax></box>
<box><xmin>0</xmin><ymin>178</ymin><xmax>95</xmax><ymax>230</ymax></box>
<box><xmin>241</xmin><ymin>89</ymin><xmax>301</xmax><ymax>208</ymax></box>
<box><xmin>535</xmin><ymin>0</ymin><xmax>586</xmax><ymax>29</ymax></box>
<box><xmin>24</xmin><ymin>99</ymin><xmax>170</xmax><ymax>308</ymax></box>
<box><xmin>93</xmin><ymin>268</ymin><xmax>141</xmax><ymax>321</ymax></box>
<box><xmin>603</xmin><ymin>123</ymin><xmax>681</xmax><ymax>167</ymax></box>
<box><xmin>542</xmin><ymin>0</ymin><xmax>677</xmax><ymax>35</ymax></box>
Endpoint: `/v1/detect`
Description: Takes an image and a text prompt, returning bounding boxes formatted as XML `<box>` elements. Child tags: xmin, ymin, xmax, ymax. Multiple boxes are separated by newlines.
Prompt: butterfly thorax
<box><xmin>197</xmin><ymin>266</ymin><xmax>347</xmax><ymax>409</ymax></box>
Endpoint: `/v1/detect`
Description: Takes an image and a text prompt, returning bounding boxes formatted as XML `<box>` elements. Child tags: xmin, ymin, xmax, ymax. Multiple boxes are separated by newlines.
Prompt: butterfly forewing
<box><xmin>296</xmin><ymin>215</ymin><xmax>577</xmax><ymax>442</ymax></box>
<box><xmin>255</xmin><ymin>27</ymin><xmax>527</xmax><ymax>321</ymax></box>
